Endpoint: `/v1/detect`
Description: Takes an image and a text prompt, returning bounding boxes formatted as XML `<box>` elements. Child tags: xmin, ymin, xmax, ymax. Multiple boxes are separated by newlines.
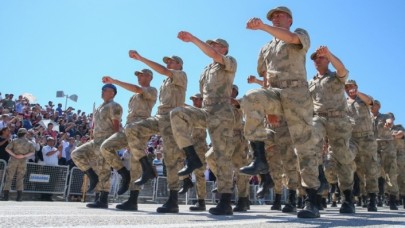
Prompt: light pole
<box><xmin>56</xmin><ymin>91</ymin><xmax>78</xmax><ymax>110</ymax></box>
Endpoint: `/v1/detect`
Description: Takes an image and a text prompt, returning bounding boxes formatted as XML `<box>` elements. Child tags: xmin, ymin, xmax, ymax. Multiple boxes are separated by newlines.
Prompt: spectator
<box><xmin>0</xmin><ymin>114</ymin><xmax>10</xmax><ymax>129</ymax></box>
<box><xmin>56</xmin><ymin>103</ymin><xmax>63</xmax><ymax>116</ymax></box>
<box><xmin>43</xmin><ymin>122</ymin><xmax>57</xmax><ymax>140</ymax></box>
<box><xmin>26</xmin><ymin>129</ymin><xmax>40</xmax><ymax>162</ymax></box>
<box><xmin>0</xmin><ymin>127</ymin><xmax>11</xmax><ymax>162</ymax></box>
<box><xmin>40</xmin><ymin>137</ymin><xmax>60</xmax><ymax>201</ymax></box>
<box><xmin>153</xmin><ymin>152</ymin><xmax>164</xmax><ymax>176</ymax></box>
<box><xmin>63</xmin><ymin>137</ymin><xmax>76</xmax><ymax>168</ymax></box>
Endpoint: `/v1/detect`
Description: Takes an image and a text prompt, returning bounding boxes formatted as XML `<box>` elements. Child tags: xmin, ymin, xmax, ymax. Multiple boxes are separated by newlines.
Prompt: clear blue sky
<box><xmin>1</xmin><ymin>0</ymin><xmax>405</xmax><ymax>125</ymax></box>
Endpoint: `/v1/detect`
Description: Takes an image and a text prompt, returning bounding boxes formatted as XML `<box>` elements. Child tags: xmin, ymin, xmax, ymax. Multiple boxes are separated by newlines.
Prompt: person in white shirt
<box><xmin>42</xmin><ymin>137</ymin><xmax>60</xmax><ymax>166</ymax></box>
<box><xmin>26</xmin><ymin>129</ymin><xmax>40</xmax><ymax>162</ymax></box>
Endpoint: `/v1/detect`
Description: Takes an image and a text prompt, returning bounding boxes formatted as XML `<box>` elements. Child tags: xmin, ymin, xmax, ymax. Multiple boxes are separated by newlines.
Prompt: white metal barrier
<box><xmin>0</xmin><ymin>159</ymin><xmax>6</xmax><ymax>192</ymax></box>
<box><xmin>8</xmin><ymin>162</ymin><xmax>69</xmax><ymax>194</ymax></box>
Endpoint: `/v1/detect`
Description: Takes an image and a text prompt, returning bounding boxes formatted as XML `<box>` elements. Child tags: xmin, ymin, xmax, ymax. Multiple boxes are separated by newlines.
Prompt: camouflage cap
<box><xmin>233</xmin><ymin>84</ymin><xmax>239</xmax><ymax>92</ymax></box>
<box><xmin>189</xmin><ymin>93</ymin><xmax>202</xmax><ymax>100</ymax></box>
<box><xmin>163</xmin><ymin>55</ymin><xmax>183</xmax><ymax>66</ymax></box>
<box><xmin>267</xmin><ymin>6</ymin><xmax>293</xmax><ymax>21</ymax></box>
<box><xmin>17</xmin><ymin>128</ymin><xmax>28</xmax><ymax>134</ymax></box>
<box><xmin>345</xmin><ymin>79</ymin><xmax>357</xmax><ymax>86</ymax></box>
<box><xmin>206</xmin><ymin>38</ymin><xmax>229</xmax><ymax>49</ymax></box>
<box><xmin>373</xmin><ymin>100</ymin><xmax>381</xmax><ymax>106</ymax></box>
<box><xmin>134</xmin><ymin>68</ymin><xmax>153</xmax><ymax>78</ymax></box>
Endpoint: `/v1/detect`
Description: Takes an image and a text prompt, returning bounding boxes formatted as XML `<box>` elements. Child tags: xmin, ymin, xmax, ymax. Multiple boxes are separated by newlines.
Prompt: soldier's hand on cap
<box><xmin>177</xmin><ymin>31</ymin><xmax>193</xmax><ymax>42</ymax></box>
<box><xmin>246</xmin><ymin>18</ymin><xmax>263</xmax><ymax>30</ymax></box>
<box><xmin>247</xmin><ymin>75</ymin><xmax>257</xmax><ymax>84</ymax></box>
<box><xmin>316</xmin><ymin>46</ymin><xmax>330</xmax><ymax>58</ymax></box>
<box><xmin>129</xmin><ymin>50</ymin><xmax>141</xmax><ymax>60</ymax></box>
<box><xmin>102</xmin><ymin>76</ymin><xmax>114</xmax><ymax>84</ymax></box>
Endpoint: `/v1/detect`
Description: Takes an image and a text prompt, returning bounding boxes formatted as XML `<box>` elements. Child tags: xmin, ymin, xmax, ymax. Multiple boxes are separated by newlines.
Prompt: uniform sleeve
<box><xmin>110</xmin><ymin>103</ymin><xmax>123</xmax><ymax>120</ymax></box>
<box><xmin>5</xmin><ymin>140</ymin><xmax>14</xmax><ymax>151</ymax></box>
<box><xmin>221</xmin><ymin>55</ymin><xmax>237</xmax><ymax>73</ymax></box>
<box><xmin>257</xmin><ymin>45</ymin><xmax>267</xmax><ymax>77</ymax></box>
<box><xmin>170</xmin><ymin>70</ymin><xmax>187</xmax><ymax>89</ymax></box>
<box><xmin>294</xmin><ymin>28</ymin><xmax>310</xmax><ymax>52</ymax></box>
<box><xmin>141</xmin><ymin>87</ymin><xmax>158</xmax><ymax>102</ymax></box>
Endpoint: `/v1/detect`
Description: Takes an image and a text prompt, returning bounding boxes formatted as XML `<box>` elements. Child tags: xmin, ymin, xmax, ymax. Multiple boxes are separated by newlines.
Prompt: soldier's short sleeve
<box><xmin>257</xmin><ymin>45</ymin><xmax>268</xmax><ymax>77</ymax></box>
<box><xmin>142</xmin><ymin>87</ymin><xmax>158</xmax><ymax>101</ymax></box>
<box><xmin>222</xmin><ymin>55</ymin><xmax>237</xmax><ymax>73</ymax></box>
<box><xmin>5</xmin><ymin>140</ymin><xmax>14</xmax><ymax>151</ymax></box>
<box><xmin>170</xmin><ymin>70</ymin><xmax>187</xmax><ymax>89</ymax></box>
<box><xmin>294</xmin><ymin>28</ymin><xmax>310</xmax><ymax>52</ymax></box>
<box><xmin>110</xmin><ymin>103</ymin><xmax>123</xmax><ymax>120</ymax></box>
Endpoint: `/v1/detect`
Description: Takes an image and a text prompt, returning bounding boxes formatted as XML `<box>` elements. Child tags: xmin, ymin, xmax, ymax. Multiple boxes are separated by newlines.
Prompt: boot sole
<box><xmin>297</xmin><ymin>210</ymin><xmax>320</xmax><ymax>218</ymax></box>
<box><xmin>156</xmin><ymin>208</ymin><xmax>179</xmax><ymax>213</ymax></box>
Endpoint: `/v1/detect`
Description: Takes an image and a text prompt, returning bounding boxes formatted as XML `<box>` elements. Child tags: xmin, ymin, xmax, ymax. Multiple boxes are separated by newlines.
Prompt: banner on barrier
<box><xmin>29</xmin><ymin>174</ymin><xmax>50</xmax><ymax>183</ymax></box>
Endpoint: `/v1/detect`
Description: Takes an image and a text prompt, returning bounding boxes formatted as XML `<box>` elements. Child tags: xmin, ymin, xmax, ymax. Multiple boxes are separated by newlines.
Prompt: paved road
<box><xmin>1</xmin><ymin>201</ymin><xmax>405</xmax><ymax>227</ymax></box>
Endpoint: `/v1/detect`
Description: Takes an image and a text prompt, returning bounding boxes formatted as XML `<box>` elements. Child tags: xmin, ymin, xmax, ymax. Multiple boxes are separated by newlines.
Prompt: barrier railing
<box><xmin>0</xmin><ymin>159</ymin><xmax>6</xmax><ymax>192</ymax></box>
<box><xmin>9</xmin><ymin>162</ymin><xmax>69</xmax><ymax>195</ymax></box>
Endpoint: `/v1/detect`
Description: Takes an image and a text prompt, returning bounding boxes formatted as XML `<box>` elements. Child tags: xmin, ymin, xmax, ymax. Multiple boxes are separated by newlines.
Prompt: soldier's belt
<box><xmin>314</xmin><ymin>110</ymin><xmax>346</xmax><ymax>118</ymax></box>
<box><xmin>352</xmin><ymin>131</ymin><xmax>374</xmax><ymax>138</ymax></box>
<box><xmin>269</xmin><ymin>79</ymin><xmax>308</xmax><ymax>89</ymax></box>
<box><xmin>203</xmin><ymin>97</ymin><xmax>229</xmax><ymax>106</ymax></box>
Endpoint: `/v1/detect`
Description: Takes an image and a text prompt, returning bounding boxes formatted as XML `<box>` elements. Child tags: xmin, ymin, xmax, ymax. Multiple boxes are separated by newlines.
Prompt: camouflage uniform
<box><xmin>71</xmin><ymin>100</ymin><xmax>123</xmax><ymax>192</ymax></box>
<box><xmin>392</xmin><ymin>124</ymin><xmax>405</xmax><ymax>195</ymax></box>
<box><xmin>374</xmin><ymin>113</ymin><xmax>399</xmax><ymax>196</ymax></box>
<box><xmin>126</xmin><ymin>70</ymin><xmax>187</xmax><ymax>191</ymax></box>
<box><xmin>3</xmin><ymin>138</ymin><xmax>35</xmax><ymax>191</ymax></box>
<box><xmin>309</xmin><ymin>70</ymin><xmax>355</xmax><ymax>192</ymax></box>
<box><xmin>191</xmin><ymin>126</ymin><xmax>208</xmax><ymax>200</ymax></box>
<box><xmin>206</xmin><ymin>103</ymin><xmax>250</xmax><ymax>197</ymax></box>
<box><xmin>100</xmin><ymin>86</ymin><xmax>157</xmax><ymax>191</ymax></box>
<box><xmin>347</xmin><ymin>96</ymin><xmax>379</xmax><ymax>194</ymax></box>
<box><xmin>171</xmin><ymin>55</ymin><xmax>236</xmax><ymax>194</ymax></box>
<box><xmin>241</xmin><ymin>28</ymin><xmax>320</xmax><ymax>189</ymax></box>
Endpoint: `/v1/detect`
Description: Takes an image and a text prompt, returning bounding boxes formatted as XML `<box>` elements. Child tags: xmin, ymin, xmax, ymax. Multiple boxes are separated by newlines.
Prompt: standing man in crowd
<box><xmin>345</xmin><ymin>79</ymin><xmax>379</xmax><ymax>212</ymax></box>
<box><xmin>2</xmin><ymin>128</ymin><xmax>35</xmax><ymax>201</ymax></box>
<box><xmin>171</xmin><ymin>32</ymin><xmax>236</xmax><ymax>215</ymax></box>
<box><xmin>71</xmin><ymin>84</ymin><xmax>123</xmax><ymax>209</ymax></box>
<box><xmin>371</xmin><ymin>100</ymin><xmax>399</xmax><ymax>210</ymax></box>
<box><xmin>308</xmin><ymin>46</ymin><xmax>355</xmax><ymax>214</ymax></box>
<box><xmin>125</xmin><ymin>51</ymin><xmax>187</xmax><ymax>213</ymax></box>
<box><xmin>238</xmin><ymin>6</ymin><xmax>320</xmax><ymax>218</ymax></box>
<box><xmin>100</xmin><ymin>68</ymin><xmax>157</xmax><ymax>211</ymax></box>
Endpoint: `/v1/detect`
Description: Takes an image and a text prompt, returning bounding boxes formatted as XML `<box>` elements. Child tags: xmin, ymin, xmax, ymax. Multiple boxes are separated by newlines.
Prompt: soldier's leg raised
<box><xmin>71</xmin><ymin>141</ymin><xmax>99</xmax><ymax>192</ymax></box>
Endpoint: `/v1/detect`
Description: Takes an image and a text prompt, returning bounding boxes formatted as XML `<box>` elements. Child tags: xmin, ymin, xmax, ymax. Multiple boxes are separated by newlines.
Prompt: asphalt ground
<box><xmin>1</xmin><ymin>201</ymin><xmax>405</xmax><ymax>228</ymax></box>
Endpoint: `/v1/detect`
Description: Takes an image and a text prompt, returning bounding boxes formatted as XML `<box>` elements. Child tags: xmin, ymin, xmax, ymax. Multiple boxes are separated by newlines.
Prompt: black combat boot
<box><xmin>117</xmin><ymin>167</ymin><xmax>130</xmax><ymax>195</ymax></box>
<box><xmin>157</xmin><ymin>190</ymin><xmax>179</xmax><ymax>213</ymax></box>
<box><xmin>339</xmin><ymin>190</ymin><xmax>355</xmax><ymax>213</ymax></box>
<box><xmin>356</xmin><ymin>196</ymin><xmax>362</xmax><ymax>207</ymax></box>
<box><xmin>116</xmin><ymin>190</ymin><xmax>139</xmax><ymax>211</ymax></box>
<box><xmin>256</xmin><ymin>172</ymin><xmax>274</xmax><ymax>198</ymax></box>
<box><xmin>297</xmin><ymin>188</ymin><xmax>320</xmax><ymax>218</ymax></box>
<box><xmin>178</xmin><ymin>146</ymin><xmax>203</xmax><ymax>176</ymax></box>
<box><xmin>402</xmin><ymin>196</ymin><xmax>405</xmax><ymax>209</ymax></box>
<box><xmin>86</xmin><ymin>191</ymin><xmax>109</xmax><ymax>208</ymax></box>
<box><xmin>317</xmin><ymin>165</ymin><xmax>329</xmax><ymax>194</ymax></box>
<box><xmin>208</xmin><ymin>193</ymin><xmax>233</xmax><ymax>215</ymax></box>
<box><xmin>282</xmin><ymin>190</ymin><xmax>297</xmax><ymax>213</ymax></box>
<box><xmin>240</xmin><ymin>141</ymin><xmax>268</xmax><ymax>175</ymax></box>
<box><xmin>377</xmin><ymin>177</ymin><xmax>384</xmax><ymax>207</ymax></box>
<box><xmin>389</xmin><ymin>194</ymin><xmax>398</xmax><ymax>210</ymax></box>
<box><xmin>377</xmin><ymin>194</ymin><xmax>383</xmax><ymax>207</ymax></box>
<box><xmin>317</xmin><ymin>195</ymin><xmax>324</xmax><ymax>210</ymax></box>
<box><xmin>94</xmin><ymin>192</ymin><xmax>100</xmax><ymax>202</ymax></box>
<box><xmin>297</xmin><ymin>196</ymin><xmax>304</xmax><ymax>209</ymax></box>
<box><xmin>2</xmin><ymin>190</ymin><xmax>9</xmax><ymax>201</ymax></box>
<box><xmin>85</xmin><ymin>168</ymin><xmax>99</xmax><ymax>192</ymax></box>
<box><xmin>134</xmin><ymin>156</ymin><xmax>156</xmax><ymax>185</ymax></box>
<box><xmin>362</xmin><ymin>195</ymin><xmax>368</xmax><ymax>208</ymax></box>
<box><xmin>178</xmin><ymin>177</ymin><xmax>194</xmax><ymax>194</ymax></box>
<box><xmin>233</xmin><ymin>197</ymin><xmax>250</xmax><ymax>212</ymax></box>
<box><xmin>189</xmin><ymin>199</ymin><xmax>206</xmax><ymax>211</ymax></box>
<box><xmin>367</xmin><ymin>193</ymin><xmax>377</xmax><ymax>212</ymax></box>
<box><xmin>271</xmin><ymin>193</ymin><xmax>282</xmax><ymax>210</ymax></box>
<box><xmin>321</xmin><ymin>197</ymin><xmax>327</xmax><ymax>209</ymax></box>
<box><xmin>16</xmin><ymin>191</ymin><xmax>23</xmax><ymax>202</ymax></box>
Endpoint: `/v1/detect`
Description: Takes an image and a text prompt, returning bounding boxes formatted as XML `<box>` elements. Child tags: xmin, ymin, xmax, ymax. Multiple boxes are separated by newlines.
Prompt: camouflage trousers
<box><xmin>171</xmin><ymin>104</ymin><xmax>235</xmax><ymax>194</ymax></box>
<box><xmin>206</xmin><ymin>132</ymin><xmax>250</xmax><ymax>197</ymax></box>
<box><xmin>397</xmin><ymin>151</ymin><xmax>405</xmax><ymax>195</ymax></box>
<box><xmin>313</xmin><ymin>115</ymin><xmax>355</xmax><ymax>191</ymax></box>
<box><xmin>266</xmin><ymin>124</ymin><xmax>299</xmax><ymax>192</ymax></box>
<box><xmin>125</xmin><ymin>114</ymin><xmax>184</xmax><ymax>190</ymax></box>
<box><xmin>240</xmin><ymin>87</ymin><xmax>319</xmax><ymax>189</ymax></box>
<box><xmin>100</xmin><ymin>131</ymin><xmax>141</xmax><ymax>191</ymax></box>
<box><xmin>191</xmin><ymin>130</ymin><xmax>208</xmax><ymax>200</ymax></box>
<box><xmin>3</xmin><ymin>157</ymin><xmax>27</xmax><ymax>191</ymax></box>
<box><xmin>377</xmin><ymin>140</ymin><xmax>399</xmax><ymax>195</ymax></box>
<box><xmin>352</xmin><ymin>132</ymin><xmax>379</xmax><ymax>194</ymax></box>
<box><xmin>71</xmin><ymin>138</ymin><xmax>111</xmax><ymax>192</ymax></box>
